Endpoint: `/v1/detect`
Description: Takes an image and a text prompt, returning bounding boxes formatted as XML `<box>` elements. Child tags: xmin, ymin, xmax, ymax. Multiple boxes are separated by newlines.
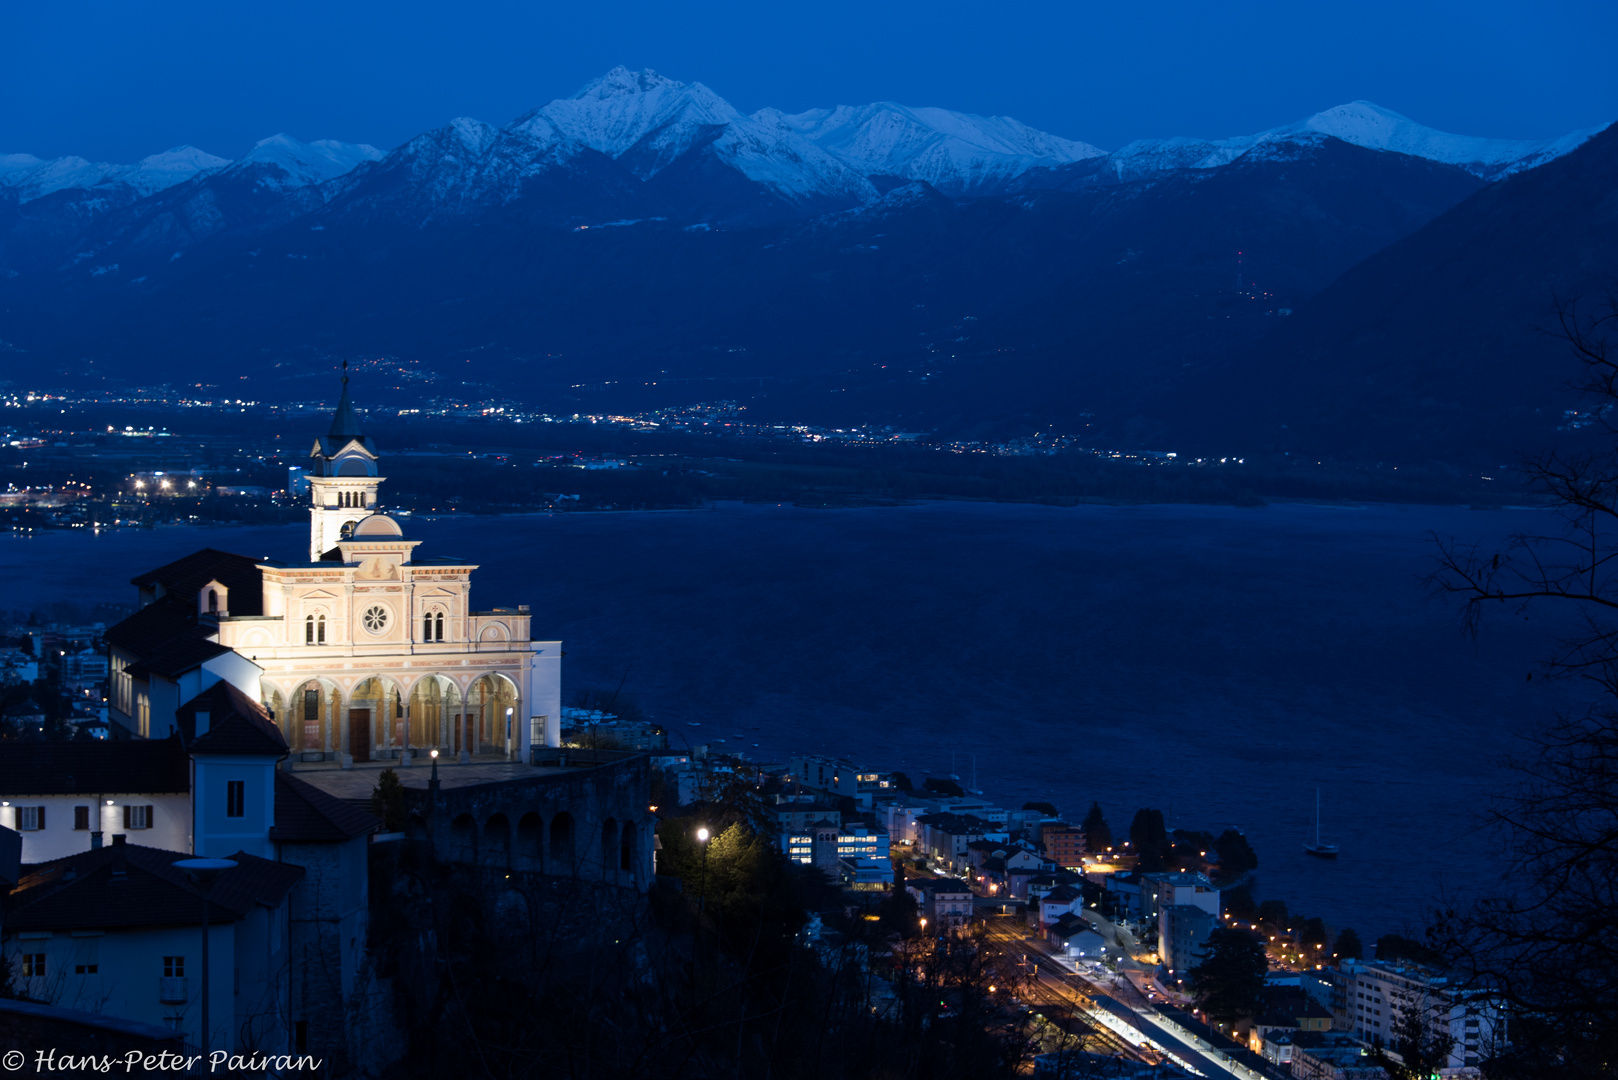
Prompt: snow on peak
<box><xmin>1105</xmin><ymin>101</ymin><xmax>1602</xmax><ymax>181</ymax></box>
<box><xmin>235</xmin><ymin>134</ymin><xmax>383</xmax><ymax>189</ymax></box>
<box><xmin>494</xmin><ymin>68</ymin><xmax>873</xmax><ymax>201</ymax></box>
<box><xmin>768</xmin><ymin>101</ymin><xmax>1105</xmax><ymax>192</ymax></box>
<box><xmin>122</xmin><ymin>146</ymin><xmax>231</xmax><ymax>195</ymax></box>
<box><xmin>1276</xmin><ymin>101</ymin><xmax>1601</xmax><ymax>178</ymax></box>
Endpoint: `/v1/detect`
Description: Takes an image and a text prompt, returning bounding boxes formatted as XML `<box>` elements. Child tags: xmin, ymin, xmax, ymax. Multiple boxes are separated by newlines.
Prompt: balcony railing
<box><xmin>158</xmin><ymin>976</ymin><xmax>187</xmax><ymax>1004</ymax></box>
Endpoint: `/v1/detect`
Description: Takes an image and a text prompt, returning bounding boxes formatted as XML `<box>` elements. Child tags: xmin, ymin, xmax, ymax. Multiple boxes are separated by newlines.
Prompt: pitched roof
<box><xmin>916</xmin><ymin>877</ymin><xmax>972</xmax><ymax>894</ymax></box>
<box><xmin>0</xmin><ymin>737</ymin><xmax>190</xmax><ymax>795</ymax></box>
<box><xmin>5</xmin><ymin>841</ymin><xmax>304</xmax><ymax>931</ymax></box>
<box><xmin>131</xmin><ymin>634</ymin><xmax>233</xmax><ymax>680</ymax></box>
<box><xmin>177</xmin><ymin>682</ymin><xmax>288</xmax><ymax>757</ymax></box>
<box><xmin>271</xmin><ymin>772</ymin><xmax>379</xmax><ymax>842</ymax></box>
<box><xmin>1045</xmin><ymin>884</ymin><xmax>1082</xmax><ymax>903</ymax></box>
<box><xmin>128</xmin><ymin>548</ymin><xmax>264</xmax><ymax>615</ymax></box>
<box><xmin>103</xmin><ymin>597</ymin><xmax>197</xmax><ymax>653</ymax></box>
<box><xmin>327</xmin><ymin>376</ymin><xmax>364</xmax><ymax>439</ymax></box>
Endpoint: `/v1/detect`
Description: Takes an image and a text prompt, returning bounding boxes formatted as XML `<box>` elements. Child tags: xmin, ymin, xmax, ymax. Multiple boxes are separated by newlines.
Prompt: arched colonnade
<box><xmin>262</xmin><ymin>671</ymin><xmax>521</xmax><ymax>760</ymax></box>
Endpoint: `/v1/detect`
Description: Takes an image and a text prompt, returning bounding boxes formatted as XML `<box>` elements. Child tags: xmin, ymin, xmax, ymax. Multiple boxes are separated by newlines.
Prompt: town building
<box><xmin>906</xmin><ymin>878</ymin><xmax>974</xmax><ymax>930</ymax></box>
<box><xmin>1337</xmin><ymin>959</ymin><xmax>1506</xmax><ymax>1069</ymax></box>
<box><xmin>1159</xmin><ymin>904</ymin><xmax>1219</xmax><ymax>975</ymax></box>
<box><xmin>1040</xmin><ymin>823</ymin><xmax>1087</xmax><ymax>869</ymax></box>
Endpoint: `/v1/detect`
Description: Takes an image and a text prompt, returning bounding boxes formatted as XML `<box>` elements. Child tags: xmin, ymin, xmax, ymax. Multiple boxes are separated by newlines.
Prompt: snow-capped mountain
<box><xmin>1102</xmin><ymin>101</ymin><xmax>1600</xmax><ymax>182</ymax></box>
<box><xmin>224</xmin><ymin>134</ymin><xmax>383</xmax><ymax>190</ymax></box>
<box><xmin>0</xmin><ymin>145</ymin><xmax>229</xmax><ymax>202</ymax></box>
<box><xmin>764</xmin><ymin>102</ymin><xmax>1105</xmax><ymax>193</ymax></box>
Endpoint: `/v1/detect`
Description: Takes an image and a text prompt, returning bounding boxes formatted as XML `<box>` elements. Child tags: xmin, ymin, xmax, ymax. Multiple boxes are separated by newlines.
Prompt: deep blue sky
<box><xmin>5</xmin><ymin>0</ymin><xmax>1614</xmax><ymax>163</ymax></box>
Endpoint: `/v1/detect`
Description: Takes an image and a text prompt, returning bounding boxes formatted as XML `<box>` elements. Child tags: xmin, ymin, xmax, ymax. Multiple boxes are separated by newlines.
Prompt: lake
<box><xmin>0</xmin><ymin>499</ymin><xmax>1578</xmax><ymax>939</ymax></box>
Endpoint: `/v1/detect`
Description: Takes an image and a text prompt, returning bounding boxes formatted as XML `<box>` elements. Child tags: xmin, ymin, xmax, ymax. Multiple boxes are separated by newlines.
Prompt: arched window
<box><xmin>207</xmin><ymin>589</ymin><xmax>218</xmax><ymax>614</ymax></box>
<box><xmin>318</xmin><ymin>614</ymin><xmax>326</xmax><ymax>644</ymax></box>
<box><xmin>306</xmin><ymin>615</ymin><xmax>315</xmax><ymax>644</ymax></box>
<box><xmin>422</xmin><ymin>613</ymin><xmax>432</xmax><ymax>642</ymax></box>
<box><xmin>435</xmin><ymin>612</ymin><xmax>445</xmax><ymax>641</ymax></box>
<box><xmin>306</xmin><ymin>613</ymin><xmax>326</xmax><ymax>645</ymax></box>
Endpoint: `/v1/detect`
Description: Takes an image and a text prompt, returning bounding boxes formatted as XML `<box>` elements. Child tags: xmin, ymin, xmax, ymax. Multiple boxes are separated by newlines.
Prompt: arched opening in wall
<box><xmin>516</xmin><ymin>812</ymin><xmax>543</xmax><ymax>872</ymax></box>
<box><xmin>207</xmin><ymin>589</ymin><xmax>218</xmax><ymax>614</ymax></box>
<box><xmin>550</xmin><ymin>813</ymin><xmax>574</xmax><ymax>870</ymax></box>
<box><xmin>340</xmin><ymin>521</ymin><xmax>354</xmax><ymax>540</ymax></box>
<box><xmin>484</xmin><ymin>814</ymin><xmax>511</xmax><ymax>868</ymax></box>
<box><xmin>467</xmin><ymin>673</ymin><xmax>520</xmax><ymax>758</ymax></box>
<box><xmin>290</xmin><ymin>680</ymin><xmax>339</xmax><ymax>757</ymax></box>
<box><xmin>620</xmin><ymin>821</ymin><xmax>636</xmax><ymax>874</ymax></box>
<box><xmin>351</xmin><ymin>677</ymin><xmax>404</xmax><ymax>759</ymax></box>
<box><xmin>601</xmin><ymin>818</ymin><xmax>619</xmax><ymax>876</ymax></box>
<box><xmin>406</xmin><ymin>676</ymin><xmax>455</xmax><ymax>749</ymax></box>
<box><xmin>304</xmin><ymin>613</ymin><xmax>327</xmax><ymax>645</ymax></box>
<box><xmin>338</xmin><ymin>457</ymin><xmax>371</xmax><ymax>477</ymax></box>
<box><xmin>449</xmin><ymin>814</ymin><xmax>477</xmax><ymax>863</ymax></box>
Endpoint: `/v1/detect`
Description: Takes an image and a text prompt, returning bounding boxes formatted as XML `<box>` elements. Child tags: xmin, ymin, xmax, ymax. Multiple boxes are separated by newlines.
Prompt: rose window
<box><xmin>362</xmin><ymin>605</ymin><xmax>389</xmax><ymax>633</ymax></box>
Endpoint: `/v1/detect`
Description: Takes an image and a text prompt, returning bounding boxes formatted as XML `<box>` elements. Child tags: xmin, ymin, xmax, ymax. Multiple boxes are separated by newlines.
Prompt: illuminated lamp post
<box><xmin>696</xmin><ymin>827</ymin><xmax>710</xmax><ymax>915</ymax></box>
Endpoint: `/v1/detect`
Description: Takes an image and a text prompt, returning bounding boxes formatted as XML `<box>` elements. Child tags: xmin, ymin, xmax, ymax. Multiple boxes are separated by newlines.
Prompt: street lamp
<box><xmin>174</xmin><ymin>857</ymin><xmax>237</xmax><ymax>1055</ymax></box>
<box><xmin>696</xmin><ymin>827</ymin><xmax>711</xmax><ymax>915</ymax></box>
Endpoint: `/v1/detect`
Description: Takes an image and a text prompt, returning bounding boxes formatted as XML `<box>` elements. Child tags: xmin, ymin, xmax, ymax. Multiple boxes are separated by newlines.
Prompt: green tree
<box><xmin>890</xmin><ymin>770</ymin><xmax>914</xmax><ymax>792</ymax></box>
<box><xmin>370</xmin><ymin>768</ymin><xmax>406</xmax><ymax>832</ymax></box>
<box><xmin>1213</xmin><ymin>828</ymin><xmax>1258</xmax><ymax>878</ymax></box>
<box><xmin>1334</xmin><ymin>927</ymin><xmax>1363</xmax><ymax>960</ymax></box>
<box><xmin>1129</xmin><ymin>808</ymin><xmax>1169</xmax><ymax>871</ymax></box>
<box><xmin>1188</xmin><ymin>928</ymin><xmax>1268</xmax><ymax>1029</ymax></box>
<box><xmin>1081</xmin><ymin>801</ymin><xmax>1113</xmax><ymax>852</ymax></box>
<box><xmin>1376</xmin><ymin>933</ymin><xmax>1439</xmax><ymax>966</ymax></box>
<box><xmin>1022</xmin><ymin>800</ymin><xmax>1058</xmax><ymax>818</ymax></box>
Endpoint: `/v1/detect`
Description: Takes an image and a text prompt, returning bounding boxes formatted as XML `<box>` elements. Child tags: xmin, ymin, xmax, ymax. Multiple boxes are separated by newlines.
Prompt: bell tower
<box><xmin>308</xmin><ymin>363</ymin><xmax>383</xmax><ymax>561</ymax></box>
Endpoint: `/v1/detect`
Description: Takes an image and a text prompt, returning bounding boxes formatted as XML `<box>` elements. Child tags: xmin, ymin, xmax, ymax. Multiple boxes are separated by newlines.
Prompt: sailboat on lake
<box><xmin>1304</xmin><ymin>787</ymin><xmax>1339</xmax><ymax>859</ymax></box>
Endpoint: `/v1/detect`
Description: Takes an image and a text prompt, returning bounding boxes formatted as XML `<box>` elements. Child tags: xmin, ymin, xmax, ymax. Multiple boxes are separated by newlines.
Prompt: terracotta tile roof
<box><xmin>103</xmin><ymin>598</ymin><xmax>197</xmax><ymax>654</ymax></box>
<box><xmin>270</xmin><ymin>772</ymin><xmax>379</xmax><ymax>842</ymax></box>
<box><xmin>5</xmin><ymin>841</ymin><xmax>303</xmax><ymax>931</ymax></box>
<box><xmin>177</xmin><ymin>682</ymin><xmax>288</xmax><ymax>757</ymax></box>
<box><xmin>0</xmin><ymin>737</ymin><xmax>190</xmax><ymax>796</ymax></box>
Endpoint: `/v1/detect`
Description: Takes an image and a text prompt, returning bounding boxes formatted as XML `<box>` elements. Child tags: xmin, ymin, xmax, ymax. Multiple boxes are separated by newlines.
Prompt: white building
<box><xmin>106</xmin><ymin>374</ymin><xmax>562</xmax><ymax>761</ymax></box>
<box><xmin>0</xmin><ymin>741</ymin><xmax>191</xmax><ymax>862</ymax></box>
<box><xmin>1339</xmin><ymin>960</ymin><xmax>1506</xmax><ymax>1069</ymax></box>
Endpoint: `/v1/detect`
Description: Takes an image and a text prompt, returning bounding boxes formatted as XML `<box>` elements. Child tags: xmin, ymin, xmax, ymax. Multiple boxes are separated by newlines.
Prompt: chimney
<box><xmin>110</xmin><ymin>833</ymin><xmax>128</xmax><ymax>877</ymax></box>
<box><xmin>90</xmin><ymin>831</ymin><xmax>103</xmax><ymax>850</ymax></box>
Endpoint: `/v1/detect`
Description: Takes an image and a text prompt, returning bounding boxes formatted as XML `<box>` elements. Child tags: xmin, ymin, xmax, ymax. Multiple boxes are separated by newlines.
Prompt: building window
<box><xmin>17</xmin><ymin>806</ymin><xmax>43</xmax><ymax>831</ymax></box>
<box><xmin>74</xmin><ymin>806</ymin><xmax>90</xmax><ymax>830</ymax></box>
<box><xmin>305</xmin><ymin>613</ymin><xmax>327</xmax><ymax>645</ymax></box>
<box><xmin>362</xmin><ymin>605</ymin><xmax>389</xmax><ymax>634</ymax></box>
<box><xmin>435</xmin><ymin>612</ymin><xmax>444</xmax><ymax>641</ymax></box>
<box><xmin>422</xmin><ymin>613</ymin><xmax>432</xmax><ymax>641</ymax></box>
<box><xmin>21</xmin><ymin>954</ymin><xmax>44</xmax><ymax>978</ymax></box>
<box><xmin>163</xmin><ymin>956</ymin><xmax>184</xmax><ymax>978</ymax></box>
<box><xmin>123</xmin><ymin>805</ymin><xmax>153</xmax><ymax>829</ymax></box>
<box><xmin>207</xmin><ymin>589</ymin><xmax>218</xmax><ymax>614</ymax></box>
<box><xmin>304</xmin><ymin>689</ymin><xmax>319</xmax><ymax>723</ymax></box>
<box><xmin>226</xmin><ymin>780</ymin><xmax>245</xmax><ymax>818</ymax></box>
<box><xmin>75</xmin><ymin>964</ymin><xmax>98</xmax><ymax>975</ymax></box>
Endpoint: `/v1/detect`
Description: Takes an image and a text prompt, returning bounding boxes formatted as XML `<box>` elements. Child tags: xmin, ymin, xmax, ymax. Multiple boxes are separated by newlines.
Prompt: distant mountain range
<box><xmin>0</xmin><ymin>68</ymin><xmax>1611</xmax><ymax>467</ymax></box>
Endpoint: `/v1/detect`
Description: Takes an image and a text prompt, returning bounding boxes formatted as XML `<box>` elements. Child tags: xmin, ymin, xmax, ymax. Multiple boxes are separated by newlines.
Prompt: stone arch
<box><xmin>516</xmin><ymin>812</ymin><xmax>543</xmax><ymax>872</ymax></box>
<box><xmin>467</xmin><ymin>673</ymin><xmax>520</xmax><ymax>758</ymax></box>
<box><xmin>352</xmin><ymin>674</ymin><xmax>408</xmax><ymax>757</ymax></box>
<box><xmin>550</xmin><ymin>812</ymin><xmax>575</xmax><ymax>869</ymax></box>
<box><xmin>449</xmin><ymin>814</ymin><xmax>477</xmax><ymax>864</ymax></box>
<box><xmin>484</xmin><ymin>814</ymin><xmax>511</xmax><ymax>868</ymax></box>
<box><xmin>478</xmin><ymin>622</ymin><xmax>510</xmax><ymax>642</ymax></box>
<box><xmin>620</xmin><ymin>821</ymin><xmax>637</xmax><ymax>875</ymax></box>
<box><xmin>601</xmin><ymin>818</ymin><xmax>619</xmax><ymax>875</ymax></box>
<box><xmin>284</xmin><ymin>677</ymin><xmax>343</xmax><ymax>757</ymax></box>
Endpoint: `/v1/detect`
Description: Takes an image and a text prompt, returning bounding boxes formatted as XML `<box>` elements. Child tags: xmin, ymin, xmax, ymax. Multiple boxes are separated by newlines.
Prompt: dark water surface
<box><xmin>1</xmin><ymin>501</ymin><xmax>1578</xmax><ymax>937</ymax></box>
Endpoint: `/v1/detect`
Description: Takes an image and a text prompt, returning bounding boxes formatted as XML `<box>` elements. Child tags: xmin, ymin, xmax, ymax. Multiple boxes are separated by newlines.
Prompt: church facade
<box><xmin>108</xmin><ymin>375</ymin><xmax>562</xmax><ymax>760</ymax></box>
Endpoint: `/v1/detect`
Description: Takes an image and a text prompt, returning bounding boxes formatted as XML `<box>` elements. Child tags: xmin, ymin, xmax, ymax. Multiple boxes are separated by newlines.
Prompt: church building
<box><xmin>106</xmin><ymin>373</ymin><xmax>562</xmax><ymax>760</ymax></box>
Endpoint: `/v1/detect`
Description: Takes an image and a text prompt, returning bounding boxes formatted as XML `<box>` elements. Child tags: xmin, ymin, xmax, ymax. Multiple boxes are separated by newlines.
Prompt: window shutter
<box><xmin>145</xmin><ymin>805</ymin><xmax>154</xmax><ymax>828</ymax></box>
<box><xmin>37</xmin><ymin>806</ymin><xmax>44</xmax><ymax>829</ymax></box>
<box><xmin>123</xmin><ymin>805</ymin><xmax>131</xmax><ymax>828</ymax></box>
